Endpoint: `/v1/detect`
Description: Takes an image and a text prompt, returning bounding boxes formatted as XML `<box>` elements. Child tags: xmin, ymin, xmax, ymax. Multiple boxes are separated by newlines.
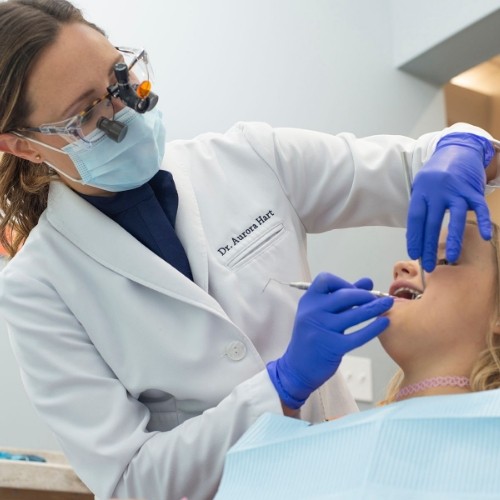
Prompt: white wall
<box><xmin>0</xmin><ymin>0</ymin><xmax>491</xmax><ymax>449</ymax></box>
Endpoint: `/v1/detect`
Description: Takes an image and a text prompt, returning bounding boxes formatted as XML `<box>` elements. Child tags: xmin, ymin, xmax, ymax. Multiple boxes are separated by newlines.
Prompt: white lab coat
<box><xmin>0</xmin><ymin>121</ymin><xmax>489</xmax><ymax>500</ymax></box>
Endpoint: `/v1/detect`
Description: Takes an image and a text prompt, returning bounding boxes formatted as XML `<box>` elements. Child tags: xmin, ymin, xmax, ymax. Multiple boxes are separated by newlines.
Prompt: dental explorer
<box><xmin>275</xmin><ymin>280</ymin><xmax>423</xmax><ymax>300</ymax></box>
<box><xmin>286</xmin><ymin>281</ymin><xmax>391</xmax><ymax>297</ymax></box>
<box><xmin>262</xmin><ymin>278</ymin><xmax>392</xmax><ymax>297</ymax></box>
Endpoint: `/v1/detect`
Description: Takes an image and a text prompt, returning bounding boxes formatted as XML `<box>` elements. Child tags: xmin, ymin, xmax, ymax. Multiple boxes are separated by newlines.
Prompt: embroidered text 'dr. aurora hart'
<box><xmin>217</xmin><ymin>210</ymin><xmax>275</xmax><ymax>256</ymax></box>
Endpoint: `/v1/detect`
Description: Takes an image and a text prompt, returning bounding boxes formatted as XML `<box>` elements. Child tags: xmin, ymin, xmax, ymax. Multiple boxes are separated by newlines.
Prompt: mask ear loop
<box><xmin>12</xmin><ymin>132</ymin><xmax>85</xmax><ymax>185</ymax></box>
<box><xmin>12</xmin><ymin>132</ymin><xmax>68</xmax><ymax>154</ymax></box>
<box><xmin>43</xmin><ymin>159</ymin><xmax>85</xmax><ymax>185</ymax></box>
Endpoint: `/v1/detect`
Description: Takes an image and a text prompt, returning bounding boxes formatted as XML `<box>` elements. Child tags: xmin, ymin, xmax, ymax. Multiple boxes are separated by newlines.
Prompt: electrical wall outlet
<box><xmin>339</xmin><ymin>355</ymin><xmax>373</xmax><ymax>402</ymax></box>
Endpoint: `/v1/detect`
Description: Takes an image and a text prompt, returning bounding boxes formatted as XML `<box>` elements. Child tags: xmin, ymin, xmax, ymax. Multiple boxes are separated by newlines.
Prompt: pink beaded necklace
<box><xmin>395</xmin><ymin>376</ymin><xmax>470</xmax><ymax>402</ymax></box>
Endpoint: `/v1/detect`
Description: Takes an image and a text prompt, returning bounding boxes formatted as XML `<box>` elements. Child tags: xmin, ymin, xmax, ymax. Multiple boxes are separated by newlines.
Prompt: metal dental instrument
<box><xmin>287</xmin><ymin>281</ymin><xmax>425</xmax><ymax>300</ymax></box>
<box><xmin>402</xmin><ymin>152</ymin><xmax>426</xmax><ymax>291</ymax></box>
<box><xmin>287</xmin><ymin>281</ymin><xmax>392</xmax><ymax>297</ymax></box>
<box><xmin>262</xmin><ymin>278</ymin><xmax>392</xmax><ymax>297</ymax></box>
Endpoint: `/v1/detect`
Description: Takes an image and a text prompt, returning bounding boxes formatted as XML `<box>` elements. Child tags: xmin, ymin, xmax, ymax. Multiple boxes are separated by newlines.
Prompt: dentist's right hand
<box><xmin>267</xmin><ymin>272</ymin><xmax>393</xmax><ymax>410</ymax></box>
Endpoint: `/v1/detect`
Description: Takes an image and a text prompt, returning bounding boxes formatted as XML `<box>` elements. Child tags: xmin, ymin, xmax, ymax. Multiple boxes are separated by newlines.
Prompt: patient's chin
<box><xmin>376</xmin><ymin>327</ymin><xmax>395</xmax><ymax>354</ymax></box>
<box><xmin>376</xmin><ymin>321</ymin><xmax>410</xmax><ymax>364</ymax></box>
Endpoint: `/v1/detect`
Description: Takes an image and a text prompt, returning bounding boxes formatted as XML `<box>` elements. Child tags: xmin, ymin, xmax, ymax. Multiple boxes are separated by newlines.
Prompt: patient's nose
<box><xmin>393</xmin><ymin>260</ymin><xmax>419</xmax><ymax>281</ymax></box>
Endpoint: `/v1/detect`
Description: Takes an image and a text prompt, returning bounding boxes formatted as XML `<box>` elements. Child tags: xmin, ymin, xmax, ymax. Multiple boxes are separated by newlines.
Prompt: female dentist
<box><xmin>0</xmin><ymin>1</ymin><xmax>497</xmax><ymax>499</ymax></box>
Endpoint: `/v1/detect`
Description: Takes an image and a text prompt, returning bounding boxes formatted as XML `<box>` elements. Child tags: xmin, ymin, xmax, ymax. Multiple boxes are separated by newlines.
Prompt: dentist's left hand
<box><xmin>407</xmin><ymin>132</ymin><xmax>494</xmax><ymax>271</ymax></box>
<box><xmin>266</xmin><ymin>272</ymin><xmax>393</xmax><ymax>410</ymax></box>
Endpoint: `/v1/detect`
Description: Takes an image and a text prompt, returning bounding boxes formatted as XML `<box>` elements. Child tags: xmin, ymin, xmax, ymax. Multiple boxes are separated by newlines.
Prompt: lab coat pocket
<box><xmin>226</xmin><ymin>222</ymin><xmax>285</xmax><ymax>271</ymax></box>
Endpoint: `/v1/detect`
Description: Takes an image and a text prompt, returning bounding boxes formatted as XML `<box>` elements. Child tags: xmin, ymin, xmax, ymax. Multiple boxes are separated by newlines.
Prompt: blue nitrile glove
<box><xmin>407</xmin><ymin>132</ymin><xmax>494</xmax><ymax>272</ymax></box>
<box><xmin>266</xmin><ymin>273</ymin><xmax>393</xmax><ymax>410</ymax></box>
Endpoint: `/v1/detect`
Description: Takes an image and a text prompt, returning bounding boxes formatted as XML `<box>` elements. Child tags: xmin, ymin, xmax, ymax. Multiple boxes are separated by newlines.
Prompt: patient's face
<box><xmin>379</xmin><ymin>222</ymin><xmax>499</xmax><ymax>370</ymax></box>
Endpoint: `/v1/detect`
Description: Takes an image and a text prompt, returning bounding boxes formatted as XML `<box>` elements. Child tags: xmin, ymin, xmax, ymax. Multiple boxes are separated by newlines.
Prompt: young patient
<box><xmin>214</xmin><ymin>195</ymin><xmax>500</xmax><ymax>500</ymax></box>
<box><xmin>380</xmin><ymin>218</ymin><xmax>500</xmax><ymax>403</ymax></box>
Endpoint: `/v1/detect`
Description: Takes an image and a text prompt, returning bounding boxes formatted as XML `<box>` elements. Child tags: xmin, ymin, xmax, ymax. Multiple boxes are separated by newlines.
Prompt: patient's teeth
<box><xmin>393</xmin><ymin>287</ymin><xmax>423</xmax><ymax>300</ymax></box>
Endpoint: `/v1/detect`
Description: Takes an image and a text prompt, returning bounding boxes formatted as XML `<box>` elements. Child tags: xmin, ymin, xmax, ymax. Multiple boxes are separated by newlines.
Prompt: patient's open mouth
<box><xmin>389</xmin><ymin>284</ymin><xmax>423</xmax><ymax>300</ymax></box>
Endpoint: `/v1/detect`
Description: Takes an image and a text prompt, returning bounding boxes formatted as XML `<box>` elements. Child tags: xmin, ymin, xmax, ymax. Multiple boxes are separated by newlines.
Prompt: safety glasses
<box><xmin>15</xmin><ymin>47</ymin><xmax>153</xmax><ymax>146</ymax></box>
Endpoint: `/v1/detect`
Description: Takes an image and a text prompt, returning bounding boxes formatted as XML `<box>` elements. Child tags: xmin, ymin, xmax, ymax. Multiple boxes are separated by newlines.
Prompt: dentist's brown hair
<box><xmin>0</xmin><ymin>0</ymin><xmax>105</xmax><ymax>257</ymax></box>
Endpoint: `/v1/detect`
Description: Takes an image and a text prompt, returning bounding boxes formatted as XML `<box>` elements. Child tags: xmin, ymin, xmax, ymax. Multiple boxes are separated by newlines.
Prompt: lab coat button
<box><xmin>225</xmin><ymin>341</ymin><xmax>247</xmax><ymax>361</ymax></box>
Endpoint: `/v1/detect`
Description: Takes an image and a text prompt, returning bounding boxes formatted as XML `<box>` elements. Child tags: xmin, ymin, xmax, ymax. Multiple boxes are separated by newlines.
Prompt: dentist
<box><xmin>0</xmin><ymin>1</ymin><xmax>496</xmax><ymax>499</ymax></box>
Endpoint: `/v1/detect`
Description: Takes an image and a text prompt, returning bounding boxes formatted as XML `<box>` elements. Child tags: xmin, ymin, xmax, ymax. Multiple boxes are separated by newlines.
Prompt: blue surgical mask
<box><xmin>21</xmin><ymin>107</ymin><xmax>166</xmax><ymax>192</ymax></box>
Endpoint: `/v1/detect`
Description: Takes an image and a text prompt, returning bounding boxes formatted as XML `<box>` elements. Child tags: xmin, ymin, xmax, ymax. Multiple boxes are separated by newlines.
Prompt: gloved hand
<box><xmin>407</xmin><ymin>132</ymin><xmax>494</xmax><ymax>272</ymax></box>
<box><xmin>266</xmin><ymin>273</ymin><xmax>393</xmax><ymax>410</ymax></box>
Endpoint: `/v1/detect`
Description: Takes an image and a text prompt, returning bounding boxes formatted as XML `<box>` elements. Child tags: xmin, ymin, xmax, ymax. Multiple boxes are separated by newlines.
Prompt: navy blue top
<box><xmin>81</xmin><ymin>170</ymin><xmax>193</xmax><ymax>281</ymax></box>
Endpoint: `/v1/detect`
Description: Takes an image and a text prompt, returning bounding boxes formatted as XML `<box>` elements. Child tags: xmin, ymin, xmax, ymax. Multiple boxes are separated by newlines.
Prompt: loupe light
<box><xmin>137</xmin><ymin>80</ymin><xmax>152</xmax><ymax>99</ymax></box>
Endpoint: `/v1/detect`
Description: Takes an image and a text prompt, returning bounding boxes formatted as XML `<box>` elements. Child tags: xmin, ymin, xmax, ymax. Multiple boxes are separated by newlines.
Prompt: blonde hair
<box><xmin>0</xmin><ymin>0</ymin><xmax>105</xmax><ymax>257</ymax></box>
<box><xmin>381</xmin><ymin>221</ymin><xmax>500</xmax><ymax>405</ymax></box>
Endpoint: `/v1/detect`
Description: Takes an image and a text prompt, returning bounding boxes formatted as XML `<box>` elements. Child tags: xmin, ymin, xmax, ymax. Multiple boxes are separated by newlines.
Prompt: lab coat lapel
<box><xmin>168</xmin><ymin>162</ymin><xmax>209</xmax><ymax>292</ymax></box>
<box><xmin>46</xmin><ymin>181</ymin><xmax>224</xmax><ymax>316</ymax></box>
